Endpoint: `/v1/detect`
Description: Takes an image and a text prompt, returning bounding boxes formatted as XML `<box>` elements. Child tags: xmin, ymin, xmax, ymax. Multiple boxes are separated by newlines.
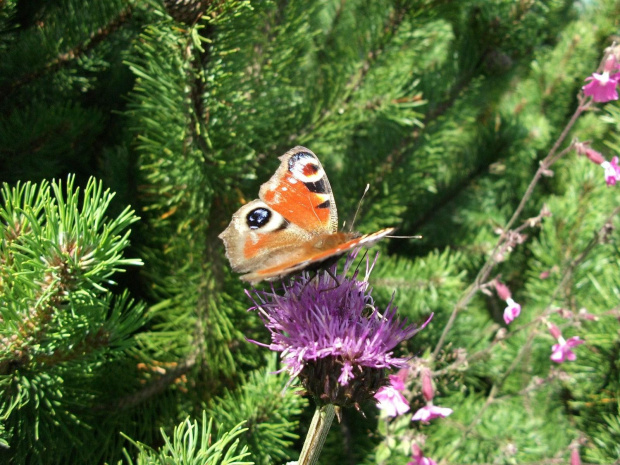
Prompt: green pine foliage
<box><xmin>0</xmin><ymin>177</ymin><xmax>145</xmax><ymax>463</ymax></box>
<box><xmin>121</xmin><ymin>411</ymin><xmax>251</xmax><ymax>465</ymax></box>
<box><xmin>0</xmin><ymin>0</ymin><xmax>139</xmax><ymax>187</ymax></box>
<box><xmin>204</xmin><ymin>356</ymin><xmax>307</xmax><ymax>465</ymax></box>
<box><xmin>1</xmin><ymin>0</ymin><xmax>620</xmax><ymax>463</ymax></box>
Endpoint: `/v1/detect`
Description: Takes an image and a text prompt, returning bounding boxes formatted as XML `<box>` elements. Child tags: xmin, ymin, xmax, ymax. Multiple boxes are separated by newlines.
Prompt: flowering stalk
<box><xmin>427</xmin><ymin>47</ymin><xmax>620</xmax><ymax>460</ymax></box>
<box><xmin>432</xmin><ymin>82</ymin><xmax>593</xmax><ymax>361</ymax></box>
<box><xmin>438</xmin><ymin>205</ymin><xmax>620</xmax><ymax>460</ymax></box>
<box><xmin>297</xmin><ymin>404</ymin><xmax>335</xmax><ymax>465</ymax></box>
<box><xmin>411</xmin><ymin>368</ymin><xmax>453</xmax><ymax>423</ymax></box>
<box><xmin>547</xmin><ymin>323</ymin><xmax>584</xmax><ymax>363</ymax></box>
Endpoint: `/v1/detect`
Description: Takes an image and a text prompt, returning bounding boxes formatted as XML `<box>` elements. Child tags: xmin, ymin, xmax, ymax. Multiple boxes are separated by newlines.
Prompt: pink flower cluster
<box><xmin>374</xmin><ymin>366</ymin><xmax>452</xmax><ymax>463</ymax></box>
<box><xmin>582</xmin><ymin>54</ymin><xmax>620</xmax><ymax>102</ymax></box>
<box><xmin>575</xmin><ymin>142</ymin><xmax>620</xmax><ymax>187</ymax></box>
<box><xmin>374</xmin><ymin>367</ymin><xmax>454</xmax><ymax>422</ymax></box>
<box><xmin>374</xmin><ymin>371</ymin><xmax>410</xmax><ymax>417</ymax></box>
<box><xmin>548</xmin><ymin>323</ymin><xmax>585</xmax><ymax>364</ymax></box>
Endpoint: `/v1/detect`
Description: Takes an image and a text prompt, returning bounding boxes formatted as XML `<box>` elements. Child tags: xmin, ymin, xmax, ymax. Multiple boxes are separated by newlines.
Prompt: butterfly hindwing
<box><xmin>218</xmin><ymin>199</ymin><xmax>314</xmax><ymax>274</ymax></box>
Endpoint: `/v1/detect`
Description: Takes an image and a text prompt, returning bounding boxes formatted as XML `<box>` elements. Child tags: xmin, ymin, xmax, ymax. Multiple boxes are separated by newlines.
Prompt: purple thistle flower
<box><xmin>247</xmin><ymin>253</ymin><xmax>432</xmax><ymax>407</ymax></box>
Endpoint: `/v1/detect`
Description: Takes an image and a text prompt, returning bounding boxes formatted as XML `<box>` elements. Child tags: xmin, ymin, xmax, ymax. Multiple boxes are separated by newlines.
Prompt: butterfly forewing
<box><xmin>259</xmin><ymin>146</ymin><xmax>338</xmax><ymax>234</ymax></box>
<box><xmin>241</xmin><ymin>228</ymin><xmax>395</xmax><ymax>283</ymax></box>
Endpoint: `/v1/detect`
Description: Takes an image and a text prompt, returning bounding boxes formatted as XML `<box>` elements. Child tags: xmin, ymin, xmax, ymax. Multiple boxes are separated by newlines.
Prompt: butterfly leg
<box><xmin>298</xmin><ymin>270</ymin><xmax>319</xmax><ymax>295</ymax></box>
<box><xmin>318</xmin><ymin>268</ymin><xmax>341</xmax><ymax>293</ymax></box>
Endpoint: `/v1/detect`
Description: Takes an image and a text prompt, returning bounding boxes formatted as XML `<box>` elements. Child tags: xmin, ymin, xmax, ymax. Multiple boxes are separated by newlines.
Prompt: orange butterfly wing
<box><xmin>241</xmin><ymin>228</ymin><xmax>395</xmax><ymax>283</ymax></box>
<box><xmin>259</xmin><ymin>147</ymin><xmax>338</xmax><ymax>234</ymax></box>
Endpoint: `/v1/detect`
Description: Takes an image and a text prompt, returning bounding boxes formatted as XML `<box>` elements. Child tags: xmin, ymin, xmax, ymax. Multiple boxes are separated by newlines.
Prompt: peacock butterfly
<box><xmin>219</xmin><ymin>146</ymin><xmax>394</xmax><ymax>283</ymax></box>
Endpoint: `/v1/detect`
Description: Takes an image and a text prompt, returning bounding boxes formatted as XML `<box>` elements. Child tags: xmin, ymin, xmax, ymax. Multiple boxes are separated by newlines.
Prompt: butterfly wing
<box><xmin>259</xmin><ymin>146</ymin><xmax>338</xmax><ymax>234</ymax></box>
<box><xmin>218</xmin><ymin>199</ymin><xmax>315</xmax><ymax>274</ymax></box>
<box><xmin>219</xmin><ymin>146</ymin><xmax>393</xmax><ymax>283</ymax></box>
<box><xmin>219</xmin><ymin>146</ymin><xmax>339</xmax><ymax>276</ymax></box>
<box><xmin>240</xmin><ymin>227</ymin><xmax>395</xmax><ymax>283</ymax></box>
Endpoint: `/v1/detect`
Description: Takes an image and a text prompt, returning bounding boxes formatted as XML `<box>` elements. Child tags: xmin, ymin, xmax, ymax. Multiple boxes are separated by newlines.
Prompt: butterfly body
<box><xmin>219</xmin><ymin>146</ymin><xmax>394</xmax><ymax>283</ymax></box>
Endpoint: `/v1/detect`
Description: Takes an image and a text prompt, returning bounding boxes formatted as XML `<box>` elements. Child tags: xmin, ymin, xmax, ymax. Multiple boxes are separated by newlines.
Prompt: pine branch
<box><xmin>101</xmin><ymin>348</ymin><xmax>199</xmax><ymax>411</ymax></box>
<box><xmin>0</xmin><ymin>4</ymin><xmax>134</xmax><ymax>103</ymax></box>
<box><xmin>122</xmin><ymin>412</ymin><xmax>251</xmax><ymax>465</ymax></box>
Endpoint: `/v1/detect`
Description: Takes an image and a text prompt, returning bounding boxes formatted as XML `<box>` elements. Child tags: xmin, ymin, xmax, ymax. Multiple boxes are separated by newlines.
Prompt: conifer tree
<box><xmin>1</xmin><ymin>0</ymin><xmax>620</xmax><ymax>464</ymax></box>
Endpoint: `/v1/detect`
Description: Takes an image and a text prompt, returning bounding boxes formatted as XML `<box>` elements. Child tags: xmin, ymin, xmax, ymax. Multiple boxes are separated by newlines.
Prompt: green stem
<box><xmin>297</xmin><ymin>404</ymin><xmax>336</xmax><ymax>465</ymax></box>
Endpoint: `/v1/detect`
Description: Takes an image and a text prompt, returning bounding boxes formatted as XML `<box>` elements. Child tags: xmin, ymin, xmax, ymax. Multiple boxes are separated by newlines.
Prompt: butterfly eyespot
<box><xmin>288</xmin><ymin>152</ymin><xmax>326</xmax><ymax>189</ymax></box>
<box><xmin>288</xmin><ymin>152</ymin><xmax>316</xmax><ymax>171</ymax></box>
<box><xmin>303</xmin><ymin>163</ymin><xmax>318</xmax><ymax>175</ymax></box>
<box><xmin>246</xmin><ymin>208</ymin><xmax>271</xmax><ymax>229</ymax></box>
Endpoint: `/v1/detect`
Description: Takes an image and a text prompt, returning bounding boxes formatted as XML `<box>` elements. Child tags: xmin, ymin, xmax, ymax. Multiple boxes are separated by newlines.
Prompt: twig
<box><xmin>434</xmin><ymin>205</ymin><xmax>620</xmax><ymax>376</ymax></box>
<box><xmin>96</xmin><ymin>348</ymin><xmax>199</xmax><ymax>411</ymax></box>
<box><xmin>431</xmin><ymin>94</ymin><xmax>592</xmax><ymax>361</ymax></box>
<box><xmin>0</xmin><ymin>6</ymin><xmax>134</xmax><ymax>103</ymax></box>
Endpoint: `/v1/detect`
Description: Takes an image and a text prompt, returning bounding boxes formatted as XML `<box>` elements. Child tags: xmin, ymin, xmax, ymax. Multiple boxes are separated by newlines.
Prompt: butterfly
<box><xmin>219</xmin><ymin>146</ymin><xmax>394</xmax><ymax>283</ymax></box>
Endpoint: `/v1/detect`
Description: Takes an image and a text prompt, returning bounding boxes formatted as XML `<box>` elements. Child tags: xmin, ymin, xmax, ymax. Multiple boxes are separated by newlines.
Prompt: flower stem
<box><xmin>297</xmin><ymin>404</ymin><xmax>336</xmax><ymax>465</ymax></box>
<box><xmin>431</xmin><ymin>95</ymin><xmax>590</xmax><ymax>362</ymax></box>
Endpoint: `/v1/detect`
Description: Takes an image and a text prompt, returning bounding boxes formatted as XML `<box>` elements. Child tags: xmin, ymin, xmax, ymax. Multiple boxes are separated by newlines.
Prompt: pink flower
<box><xmin>551</xmin><ymin>336</ymin><xmax>584</xmax><ymax>363</ymax></box>
<box><xmin>411</xmin><ymin>404</ymin><xmax>453</xmax><ymax>422</ymax></box>
<box><xmin>503</xmin><ymin>298</ymin><xmax>521</xmax><ymax>325</ymax></box>
<box><xmin>421</xmin><ymin>368</ymin><xmax>434</xmax><ymax>402</ymax></box>
<box><xmin>494</xmin><ymin>281</ymin><xmax>511</xmax><ymax>300</ymax></box>
<box><xmin>578</xmin><ymin>308</ymin><xmax>598</xmax><ymax>321</ymax></box>
<box><xmin>601</xmin><ymin>156</ymin><xmax>620</xmax><ymax>186</ymax></box>
<box><xmin>574</xmin><ymin>142</ymin><xmax>620</xmax><ymax>185</ymax></box>
<box><xmin>495</xmin><ymin>281</ymin><xmax>521</xmax><ymax>325</ymax></box>
<box><xmin>374</xmin><ymin>385</ymin><xmax>410</xmax><ymax>417</ymax></box>
<box><xmin>548</xmin><ymin>323</ymin><xmax>562</xmax><ymax>340</ymax></box>
<box><xmin>408</xmin><ymin>444</ymin><xmax>437</xmax><ymax>465</ymax></box>
<box><xmin>582</xmin><ymin>73</ymin><xmax>620</xmax><ymax>102</ymax></box>
<box><xmin>389</xmin><ymin>369</ymin><xmax>408</xmax><ymax>392</ymax></box>
<box><xmin>575</xmin><ymin>142</ymin><xmax>606</xmax><ymax>165</ymax></box>
<box><xmin>583</xmin><ymin>56</ymin><xmax>620</xmax><ymax>102</ymax></box>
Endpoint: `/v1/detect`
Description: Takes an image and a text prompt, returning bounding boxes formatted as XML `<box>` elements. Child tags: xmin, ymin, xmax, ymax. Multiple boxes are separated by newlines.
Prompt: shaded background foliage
<box><xmin>1</xmin><ymin>0</ymin><xmax>620</xmax><ymax>463</ymax></box>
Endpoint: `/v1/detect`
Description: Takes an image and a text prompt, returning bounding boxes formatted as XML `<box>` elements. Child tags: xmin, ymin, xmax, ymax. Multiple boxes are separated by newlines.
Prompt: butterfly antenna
<box><xmin>387</xmin><ymin>234</ymin><xmax>423</xmax><ymax>239</ymax></box>
<box><xmin>348</xmin><ymin>184</ymin><xmax>370</xmax><ymax>232</ymax></box>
